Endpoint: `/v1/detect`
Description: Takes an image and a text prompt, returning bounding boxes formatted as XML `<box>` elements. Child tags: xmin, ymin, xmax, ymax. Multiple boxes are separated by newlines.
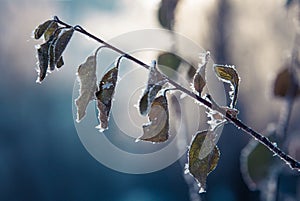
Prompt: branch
<box><xmin>53</xmin><ymin>16</ymin><xmax>300</xmax><ymax>171</ymax></box>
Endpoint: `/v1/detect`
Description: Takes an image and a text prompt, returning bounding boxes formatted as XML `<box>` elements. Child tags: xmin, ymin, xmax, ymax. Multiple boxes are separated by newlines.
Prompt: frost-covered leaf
<box><xmin>56</xmin><ymin>57</ymin><xmax>64</xmax><ymax>68</ymax></box>
<box><xmin>273</xmin><ymin>67</ymin><xmax>299</xmax><ymax>98</ymax></box>
<box><xmin>48</xmin><ymin>29</ymin><xmax>62</xmax><ymax>71</ymax></box>
<box><xmin>75</xmin><ymin>55</ymin><xmax>97</xmax><ymax>122</ymax></box>
<box><xmin>186</xmin><ymin>130</ymin><xmax>220</xmax><ymax>193</ymax></box>
<box><xmin>33</xmin><ymin>20</ymin><xmax>53</xmax><ymax>40</ymax></box>
<box><xmin>139</xmin><ymin>61</ymin><xmax>167</xmax><ymax>115</ymax></box>
<box><xmin>36</xmin><ymin>42</ymin><xmax>50</xmax><ymax>82</ymax></box>
<box><xmin>158</xmin><ymin>0</ymin><xmax>179</xmax><ymax>30</ymax></box>
<box><xmin>214</xmin><ymin>64</ymin><xmax>240</xmax><ymax>108</ymax></box>
<box><xmin>44</xmin><ymin>21</ymin><xmax>59</xmax><ymax>42</ymax></box>
<box><xmin>138</xmin><ymin>95</ymin><xmax>169</xmax><ymax>143</ymax></box>
<box><xmin>53</xmin><ymin>29</ymin><xmax>74</xmax><ymax>64</ymax></box>
<box><xmin>214</xmin><ymin>64</ymin><xmax>239</xmax><ymax>87</ymax></box>
<box><xmin>192</xmin><ymin>52</ymin><xmax>210</xmax><ymax>95</ymax></box>
<box><xmin>240</xmin><ymin>137</ymin><xmax>275</xmax><ymax>190</ymax></box>
<box><xmin>95</xmin><ymin>66</ymin><xmax>119</xmax><ymax>131</ymax></box>
<box><xmin>139</xmin><ymin>85</ymin><xmax>163</xmax><ymax>115</ymax></box>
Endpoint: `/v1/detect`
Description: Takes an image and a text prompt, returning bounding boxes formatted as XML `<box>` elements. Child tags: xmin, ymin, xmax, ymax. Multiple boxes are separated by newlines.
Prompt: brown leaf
<box><xmin>95</xmin><ymin>66</ymin><xmax>119</xmax><ymax>131</ymax></box>
<box><xmin>48</xmin><ymin>29</ymin><xmax>62</xmax><ymax>71</ymax></box>
<box><xmin>192</xmin><ymin>52</ymin><xmax>209</xmax><ymax>95</ymax></box>
<box><xmin>214</xmin><ymin>64</ymin><xmax>240</xmax><ymax>108</ymax></box>
<box><xmin>36</xmin><ymin>42</ymin><xmax>50</xmax><ymax>82</ymax></box>
<box><xmin>186</xmin><ymin>130</ymin><xmax>220</xmax><ymax>193</ymax></box>
<box><xmin>139</xmin><ymin>61</ymin><xmax>167</xmax><ymax>115</ymax></box>
<box><xmin>53</xmin><ymin>29</ymin><xmax>74</xmax><ymax>64</ymax></box>
<box><xmin>75</xmin><ymin>55</ymin><xmax>98</xmax><ymax>122</ymax></box>
<box><xmin>44</xmin><ymin>22</ymin><xmax>59</xmax><ymax>42</ymax></box>
<box><xmin>139</xmin><ymin>85</ymin><xmax>163</xmax><ymax>116</ymax></box>
<box><xmin>273</xmin><ymin>67</ymin><xmax>299</xmax><ymax>98</ymax></box>
<box><xmin>56</xmin><ymin>57</ymin><xmax>64</xmax><ymax>68</ymax></box>
<box><xmin>33</xmin><ymin>20</ymin><xmax>53</xmax><ymax>40</ymax></box>
<box><xmin>138</xmin><ymin>95</ymin><xmax>169</xmax><ymax>143</ymax></box>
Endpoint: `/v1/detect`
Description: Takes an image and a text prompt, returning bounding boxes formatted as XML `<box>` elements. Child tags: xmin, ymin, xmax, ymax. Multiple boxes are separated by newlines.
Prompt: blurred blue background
<box><xmin>1</xmin><ymin>0</ymin><xmax>299</xmax><ymax>200</ymax></box>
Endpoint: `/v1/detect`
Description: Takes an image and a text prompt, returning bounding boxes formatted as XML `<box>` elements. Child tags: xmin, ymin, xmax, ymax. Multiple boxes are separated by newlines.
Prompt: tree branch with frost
<box><xmin>33</xmin><ymin>16</ymin><xmax>300</xmax><ymax>193</ymax></box>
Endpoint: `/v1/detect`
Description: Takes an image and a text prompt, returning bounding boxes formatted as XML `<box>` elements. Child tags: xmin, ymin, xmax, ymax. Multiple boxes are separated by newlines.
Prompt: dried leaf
<box><xmin>214</xmin><ymin>64</ymin><xmax>239</xmax><ymax>87</ymax></box>
<box><xmin>139</xmin><ymin>61</ymin><xmax>167</xmax><ymax>115</ymax></box>
<box><xmin>36</xmin><ymin>42</ymin><xmax>50</xmax><ymax>82</ymax></box>
<box><xmin>138</xmin><ymin>95</ymin><xmax>169</xmax><ymax>143</ymax></box>
<box><xmin>95</xmin><ymin>66</ymin><xmax>119</xmax><ymax>131</ymax></box>
<box><xmin>56</xmin><ymin>57</ymin><xmax>64</xmax><ymax>68</ymax></box>
<box><xmin>33</xmin><ymin>20</ymin><xmax>53</xmax><ymax>40</ymax></box>
<box><xmin>48</xmin><ymin>29</ymin><xmax>62</xmax><ymax>71</ymax></box>
<box><xmin>192</xmin><ymin>52</ymin><xmax>210</xmax><ymax>95</ymax></box>
<box><xmin>44</xmin><ymin>22</ymin><xmax>59</xmax><ymax>41</ymax></box>
<box><xmin>214</xmin><ymin>65</ymin><xmax>240</xmax><ymax>108</ymax></box>
<box><xmin>75</xmin><ymin>55</ymin><xmax>97</xmax><ymax>122</ymax></box>
<box><xmin>139</xmin><ymin>85</ymin><xmax>163</xmax><ymax>115</ymax></box>
<box><xmin>186</xmin><ymin>130</ymin><xmax>220</xmax><ymax>193</ymax></box>
<box><xmin>53</xmin><ymin>29</ymin><xmax>74</xmax><ymax>64</ymax></box>
<box><xmin>273</xmin><ymin>67</ymin><xmax>299</xmax><ymax>98</ymax></box>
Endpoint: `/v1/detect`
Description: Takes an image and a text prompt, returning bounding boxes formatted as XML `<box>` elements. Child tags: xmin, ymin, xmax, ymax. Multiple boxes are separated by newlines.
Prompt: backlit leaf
<box><xmin>75</xmin><ymin>55</ymin><xmax>97</xmax><ymax>122</ymax></box>
<box><xmin>139</xmin><ymin>61</ymin><xmax>167</xmax><ymax>115</ymax></box>
<box><xmin>36</xmin><ymin>42</ymin><xmax>50</xmax><ymax>82</ymax></box>
<box><xmin>192</xmin><ymin>52</ymin><xmax>210</xmax><ymax>95</ymax></box>
<box><xmin>33</xmin><ymin>20</ymin><xmax>53</xmax><ymax>40</ymax></box>
<box><xmin>240</xmin><ymin>137</ymin><xmax>275</xmax><ymax>190</ymax></box>
<box><xmin>214</xmin><ymin>64</ymin><xmax>240</xmax><ymax>108</ymax></box>
<box><xmin>95</xmin><ymin>66</ymin><xmax>119</xmax><ymax>131</ymax></box>
<box><xmin>157</xmin><ymin>52</ymin><xmax>182</xmax><ymax>77</ymax></box>
<box><xmin>273</xmin><ymin>67</ymin><xmax>299</xmax><ymax>98</ymax></box>
<box><xmin>138</xmin><ymin>95</ymin><xmax>169</xmax><ymax>143</ymax></box>
<box><xmin>53</xmin><ymin>29</ymin><xmax>74</xmax><ymax>64</ymax></box>
<box><xmin>186</xmin><ymin>130</ymin><xmax>220</xmax><ymax>193</ymax></box>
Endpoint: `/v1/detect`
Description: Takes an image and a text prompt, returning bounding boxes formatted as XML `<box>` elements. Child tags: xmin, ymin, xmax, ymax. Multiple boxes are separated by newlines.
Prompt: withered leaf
<box><xmin>139</xmin><ymin>61</ymin><xmax>167</xmax><ymax>115</ymax></box>
<box><xmin>44</xmin><ymin>22</ymin><xmax>59</xmax><ymax>42</ymax></box>
<box><xmin>214</xmin><ymin>65</ymin><xmax>240</xmax><ymax>108</ymax></box>
<box><xmin>48</xmin><ymin>29</ymin><xmax>62</xmax><ymax>71</ymax></box>
<box><xmin>56</xmin><ymin>57</ymin><xmax>64</xmax><ymax>68</ymax></box>
<box><xmin>36</xmin><ymin>42</ymin><xmax>50</xmax><ymax>82</ymax></box>
<box><xmin>75</xmin><ymin>55</ymin><xmax>97</xmax><ymax>122</ymax></box>
<box><xmin>186</xmin><ymin>130</ymin><xmax>220</xmax><ymax>193</ymax></box>
<box><xmin>192</xmin><ymin>52</ymin><xmax>210</xmax><ymax>95</ymax></box>
<box><xmin>34</xmin><ymin>20</ymin><xmax>53</xmax><ymax>40</ymax></box>
<box><xmin>273</xmin><ymin>67</ymin><xmax>299</xmax><ymax>98</ymax></box>
<box><xmin>54</xmin><ymin>29</ymin><xmax>74</xmax><ymax>64</ymax></box>
<box><xmin>139</xmin><ymin>85</ymin><xmax>163</xmax><ymax>116</ymax></box>
<box><xmin>95</xmin><ymin>66</ymin><xmax>119</xmax><ymax>131</ymax></box>
<box><xmin>214</xmin><ymin>64</ymin><xmax>239</xmax><ymax>87</ymax></box>
<box><xmin>138</xmin><ymin>95</ymin><xmax>169</xmax><ymax>143</ymax></box>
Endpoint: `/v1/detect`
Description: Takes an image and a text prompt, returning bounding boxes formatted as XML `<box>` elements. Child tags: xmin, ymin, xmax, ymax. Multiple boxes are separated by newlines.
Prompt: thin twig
<box><xmin>53</xmin><ymin>16</ymin><xmax>300</xmax><ymax>171</ymax></box>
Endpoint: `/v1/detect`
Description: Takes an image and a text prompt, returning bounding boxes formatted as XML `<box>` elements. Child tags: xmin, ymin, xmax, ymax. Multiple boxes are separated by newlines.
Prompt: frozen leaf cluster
<box><xmin>33</xmin><ymin>20</ymin><xmax>74</xmax><ymax>82</ymax></box>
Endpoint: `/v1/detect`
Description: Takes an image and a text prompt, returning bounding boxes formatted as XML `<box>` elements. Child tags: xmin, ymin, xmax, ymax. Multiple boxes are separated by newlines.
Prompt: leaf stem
<box><xmin>53</xmin><ymin>16</ymin><xmax>300</xmax><ymax>171</ymax></box>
